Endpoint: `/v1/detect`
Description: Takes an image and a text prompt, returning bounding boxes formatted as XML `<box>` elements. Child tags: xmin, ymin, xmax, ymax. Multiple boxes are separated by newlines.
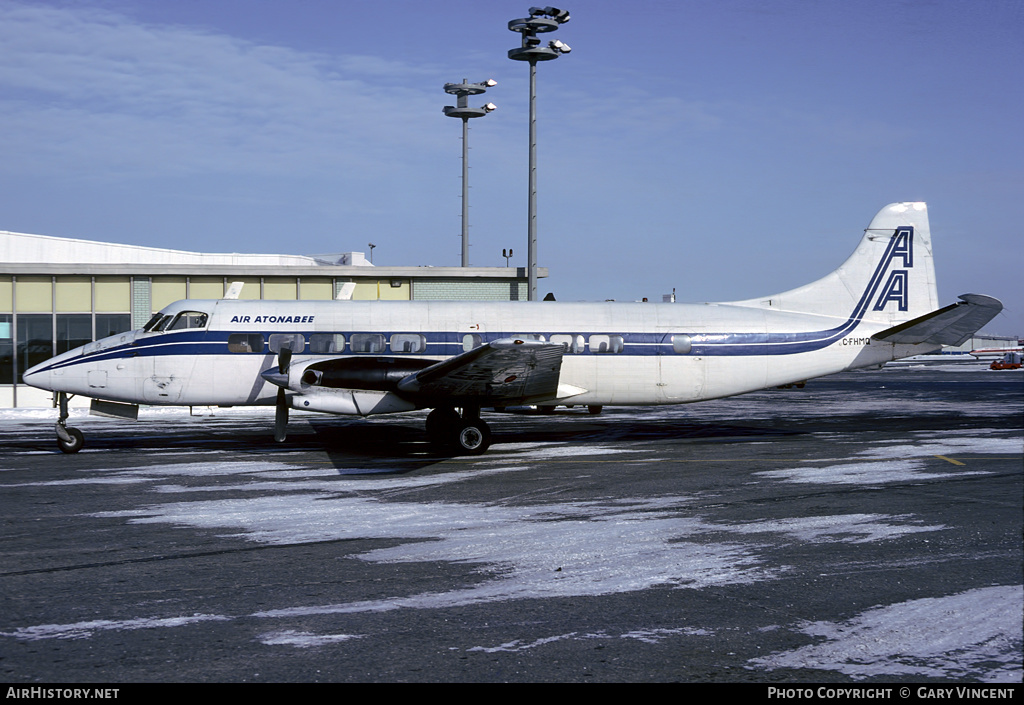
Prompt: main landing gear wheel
<box><xmin>426</xmin><ymin>407</ymin><xmax>460</xmax><ymax>442</ymax></box>
<box><xmin>426</xmin><ymin>408</ymin><xmax>492</xmax><ymax>455</ymax></box>
<box><xmin>453</xmin><ymin>419</ymin><xmax>491</xmax><ymax>455</ymax></box>
<box><xmin>57</xmin><ymin>425</ymin><xmax>84</xmax><ymax>454</ymax></box>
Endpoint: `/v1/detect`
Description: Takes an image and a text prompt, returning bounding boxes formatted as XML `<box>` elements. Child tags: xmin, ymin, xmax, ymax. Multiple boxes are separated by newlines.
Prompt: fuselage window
<box><xmin>589</xmin><ymin>334</ymin><xmax>624</xmax><ymax>354</ymax></box>
<box><xmin>390</xmin><ymin>333</ymin><xmax>426</xmax><ymax>353</ymax></box>
<box><xmin>551</xmin><ymin>334</ymin><xmax>584</xmax><ymax>353</ymax></box>
<box><xmin>672</xmin><ymin>334</ymin><xmax>692</xmax><ymax>354</ymax></box>
<box><xmin>167</xmin><ymin>311</ymin><xmax>209</xmax><ymax>331</ymax></box>
<box><xmin>350</xmin><ymin>333</ymin><xmax>386</xmax><ymax>353</ymax></box>
<box><xmin>228</xmin><ymin>333</ymin><xmax>265</xmax><ymax>353</ymax></box>
<box><xmin>462</xmin><ymin>334</ymin><xmax>483</xmax><ymax>352</ymax></box>
<box><xmin>310</xmin><ymin>333</ymin><xmax>346</xmax><ymax>354</ymax></box>
<box><xmin>269</xmin><ymin>333</ymin><xmax>305</xmax><ymax>354</ymax></box>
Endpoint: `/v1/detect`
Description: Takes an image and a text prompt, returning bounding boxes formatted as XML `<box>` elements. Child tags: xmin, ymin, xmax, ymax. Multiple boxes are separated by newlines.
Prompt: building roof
<box><xmin>1</xmin><ymin>230</ymin><xmax>542</xmax><ymax>279</ymax></box>
<box><xmin>1</xmin><ymin>229</ymin><xmax>356</xmax><ymax>268</ymax></box>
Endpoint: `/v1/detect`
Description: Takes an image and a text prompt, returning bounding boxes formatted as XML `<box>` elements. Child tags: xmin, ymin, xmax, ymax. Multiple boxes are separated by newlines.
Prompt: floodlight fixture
<box><xmin>530</xmin><ymin>6</ymin><xmax>570</xmax><ymax>23</ymax></box>
<box><xmin>443</xmin><ymin>78</ymin><xmax>497</xmax><ymax>267</ymax></box>
<box><xmin>507</xmin><ymin>7</ymin><xmax>571</xmax><ymax>301</ymax></box>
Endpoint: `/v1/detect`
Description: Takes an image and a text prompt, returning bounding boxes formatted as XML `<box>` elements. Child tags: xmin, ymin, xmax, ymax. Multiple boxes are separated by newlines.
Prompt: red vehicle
<box><xmin>990</xmin><ymin>352</ymin><xmax>1022</xmax><ymax>370</ymax></box>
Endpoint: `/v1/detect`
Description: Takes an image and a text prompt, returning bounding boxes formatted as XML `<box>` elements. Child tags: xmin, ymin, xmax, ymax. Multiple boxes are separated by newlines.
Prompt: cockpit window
<box><xmin>142</xmin><ymin>313</ymin><xmax>164</xmax><ymax>332</ymax></box>
<box><xmin>166</xmin><ymin>311</ymin><xmax>209</xmax><ymax>331</ymax></box>
<box><xmin>144</xmin><ymin>314</ymin><xmax>173</xmax><ymax>332</ymax></box>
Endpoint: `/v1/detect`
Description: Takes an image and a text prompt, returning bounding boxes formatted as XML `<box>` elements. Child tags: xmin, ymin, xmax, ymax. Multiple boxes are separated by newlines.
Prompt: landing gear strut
<box><xmin>426</xmin><ymin>407</ymin><xmax>491</xmax><ymax>455</ymax></box>
<box><xmin>55</xmin><ymin>392</ymin><xmax>84</xmax><ymax>454</ymax></box>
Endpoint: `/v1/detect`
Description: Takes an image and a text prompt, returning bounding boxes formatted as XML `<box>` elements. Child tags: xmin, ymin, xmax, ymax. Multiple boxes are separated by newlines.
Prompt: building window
<box><xmin>56</xmin><ymin>314</ymin><xmax>92</xmax><ymax>355</ymax></box>
<box><xmin>96</xmin><ymin>314</ymin><xmax>132</xmax><ymax>338</ymax></box>
<box><xmin>0</xmin><ymin>314</ymin><xmax>12</xmax><ymax>385</ymax></box>
<box><xmin>17</xmin><ymin>314</ymin><xmax>53</xmax><ymax>383</ymax></box>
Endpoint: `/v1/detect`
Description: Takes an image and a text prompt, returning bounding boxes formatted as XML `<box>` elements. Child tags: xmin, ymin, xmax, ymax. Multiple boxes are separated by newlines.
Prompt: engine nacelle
<box><xmin>290</xmin><ymin>387</ymin><xmax>418</xmax><ymax>416</ymax></box>
<box><xmin>293</xmin><ymin>356</ymin><xmax>436</xmax><ymax>392</ymax></box>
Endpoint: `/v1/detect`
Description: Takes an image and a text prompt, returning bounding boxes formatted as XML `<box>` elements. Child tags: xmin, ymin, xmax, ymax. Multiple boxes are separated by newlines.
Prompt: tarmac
<box><xmin>1</xmin><ymin>364</ymin><xmax>1021</xmax><ymax>683</ymax></box>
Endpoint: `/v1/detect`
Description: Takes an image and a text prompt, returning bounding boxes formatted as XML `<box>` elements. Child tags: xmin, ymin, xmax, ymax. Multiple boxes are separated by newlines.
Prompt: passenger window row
<box><xmin>550</xmin><ymin>334</ymin><xmax>691</xmax><ymax>354</ymax></box>
<box><xmin>528</xmin><ymin>334</ymin><xmax>626</xmax><ymax>354</ymax></box>
<box><xmin>227</xmin><ymin>332</ymin><xmax>694</xmax><ymax>354</ymax></box>
<box><xmin>227</xmin><ymin>332</ymin><xmax>429</xmax><ymax>354</ymax></box>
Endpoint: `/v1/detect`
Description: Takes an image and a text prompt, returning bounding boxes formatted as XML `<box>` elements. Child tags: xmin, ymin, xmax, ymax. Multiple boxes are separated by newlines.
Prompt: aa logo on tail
<box><xmin>873</xmin><ymin>227</ymin><xmax>913</xmax><ymax>312</ymax></box>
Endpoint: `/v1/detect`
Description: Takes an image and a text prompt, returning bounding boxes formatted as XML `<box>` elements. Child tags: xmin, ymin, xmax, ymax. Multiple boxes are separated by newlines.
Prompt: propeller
<box><xmin>273</xmin><ymin>346</ymin><xmax>293</xmax><ymax>443</ymax></box>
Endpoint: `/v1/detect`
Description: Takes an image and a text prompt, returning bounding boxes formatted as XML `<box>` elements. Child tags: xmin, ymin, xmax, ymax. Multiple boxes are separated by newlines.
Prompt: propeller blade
<box><xmin>280</xmin><ymin>346</ymin><xmax>293</xmax><ymax>375</ymax></box>
<box><xmin>274</xmin><ymin>387</ymin><xmax>289</xmax><ymax>442</ymax></box>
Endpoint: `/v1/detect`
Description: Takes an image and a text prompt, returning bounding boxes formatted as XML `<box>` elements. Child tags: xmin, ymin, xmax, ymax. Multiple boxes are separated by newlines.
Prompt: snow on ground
<box><xmin>749</xmin><ymin>585</ymin><xmax>1023</xmax><ymax>682</ymax></box>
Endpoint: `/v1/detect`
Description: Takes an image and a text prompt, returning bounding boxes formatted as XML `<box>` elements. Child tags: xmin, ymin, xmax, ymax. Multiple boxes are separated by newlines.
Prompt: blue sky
<box><xmin>1</xmin><ymin>0</ymin><xmax>1021</xmax><ymax>334</ymax></box>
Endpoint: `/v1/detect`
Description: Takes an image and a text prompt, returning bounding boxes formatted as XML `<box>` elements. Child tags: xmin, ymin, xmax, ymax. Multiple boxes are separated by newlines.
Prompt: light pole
<box><xmin>508</xmin><ymin>6</ymin><xmax>571</xmax><ymax>301</ymax></box>
<box><xmin>443</xmin><ymin>79</ymin><xmax>497</xmax><ymax>267</ymax></box>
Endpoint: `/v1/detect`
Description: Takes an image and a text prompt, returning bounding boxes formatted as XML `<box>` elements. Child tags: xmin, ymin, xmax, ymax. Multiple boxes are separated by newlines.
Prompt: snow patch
<box><xmin>749</xmin><ymin>585</ymin><xmax>1023</xmax><ymax>681</ymax></box>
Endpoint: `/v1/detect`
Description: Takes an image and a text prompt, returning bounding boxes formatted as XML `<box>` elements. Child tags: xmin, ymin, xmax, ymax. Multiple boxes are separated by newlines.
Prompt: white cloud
<box><xmin>0</xmin><ymin>3</ymin><xmax>446</xmax><ymax>180</ymax></box>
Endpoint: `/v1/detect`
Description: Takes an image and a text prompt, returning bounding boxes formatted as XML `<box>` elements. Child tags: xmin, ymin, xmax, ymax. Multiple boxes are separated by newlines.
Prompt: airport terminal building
<box><xmin>1</xmin><ymin>229</ymin><xmax>542</xmax><ymax>408</ymax></box>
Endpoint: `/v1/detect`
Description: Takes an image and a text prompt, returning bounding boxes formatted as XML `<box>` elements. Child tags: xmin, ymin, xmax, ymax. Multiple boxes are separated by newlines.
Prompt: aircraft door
<box><xmin>658</xmin><ymin>333</ymin><xmax>705</xmax><ymax>402</ymax></box>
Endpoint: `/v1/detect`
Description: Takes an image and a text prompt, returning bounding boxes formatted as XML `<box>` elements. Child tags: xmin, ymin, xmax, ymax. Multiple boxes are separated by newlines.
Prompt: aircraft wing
<box><xmin>871</xmin><ymin>294</ymin><xmax>1003</xmax><ymax>346</ymax></box>
<box><xmin>396</xmin><ymin>338</ymin><xmax>566</xmax><ymax>405</ymax></box>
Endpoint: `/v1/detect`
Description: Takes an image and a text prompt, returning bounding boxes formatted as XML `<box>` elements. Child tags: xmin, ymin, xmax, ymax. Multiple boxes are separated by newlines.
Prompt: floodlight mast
<box><xmin>508</xmin><ymin>7</ymin><xmax>570</xmax><ymax>301</ymax></box>
<box><xmin>443</xmin><ymin>79</ymin><xmax>497</xmax><ymax>267</ymax></box>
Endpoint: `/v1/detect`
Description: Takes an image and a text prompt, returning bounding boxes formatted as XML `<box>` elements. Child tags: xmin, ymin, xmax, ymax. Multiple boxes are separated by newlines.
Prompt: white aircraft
<box><xmin>23</xmin><ymin>202</ymin><xmax>1002</xmax><ymax>455</ymax></box>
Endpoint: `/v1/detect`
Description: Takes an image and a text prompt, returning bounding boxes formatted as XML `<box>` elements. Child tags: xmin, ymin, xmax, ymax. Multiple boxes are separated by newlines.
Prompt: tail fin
<box><xmin>735</xmin><ymin>202</ymin><xmax>939</xmax><ymax>325</ymax></box>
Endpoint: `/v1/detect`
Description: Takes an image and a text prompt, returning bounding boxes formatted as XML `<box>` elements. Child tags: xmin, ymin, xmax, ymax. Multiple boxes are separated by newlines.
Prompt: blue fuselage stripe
<box><xmin>36</xmin><ymin>231</ymin><xmax>908</xmax><ymax>373</ymax></box>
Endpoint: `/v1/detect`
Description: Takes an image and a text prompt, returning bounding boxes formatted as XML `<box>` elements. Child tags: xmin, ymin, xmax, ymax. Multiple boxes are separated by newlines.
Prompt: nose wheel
<box><xmin>54</xmin><ymin>392</ymin><xmax>84</xmax><ymax>454</ymax></box>
<box><xmin>57</xmin><ymin>424</ymin><xmax>85</xmax><ymax>454</ymax></box>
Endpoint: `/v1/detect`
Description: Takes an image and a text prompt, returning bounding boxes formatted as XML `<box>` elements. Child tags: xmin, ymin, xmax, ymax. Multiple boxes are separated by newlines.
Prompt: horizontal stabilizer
<box><xmin>872</xmin><ymin>294</ymin><xmax>1002</xmax><ymax>346</ymax></box>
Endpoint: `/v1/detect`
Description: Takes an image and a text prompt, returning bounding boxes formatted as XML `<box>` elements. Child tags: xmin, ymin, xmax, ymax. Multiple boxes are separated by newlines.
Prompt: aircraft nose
<box><xmin>22</xmin><ymin>361</ymin><xmax>53</xmax><ymax>391</ymax></box>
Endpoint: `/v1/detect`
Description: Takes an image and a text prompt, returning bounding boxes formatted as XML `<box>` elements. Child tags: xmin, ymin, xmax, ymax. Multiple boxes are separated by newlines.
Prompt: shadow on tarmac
<box><xmin>4</xmin><ymin>409</ymin><xmax>806</xmax><ymax>476</ymax></box>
